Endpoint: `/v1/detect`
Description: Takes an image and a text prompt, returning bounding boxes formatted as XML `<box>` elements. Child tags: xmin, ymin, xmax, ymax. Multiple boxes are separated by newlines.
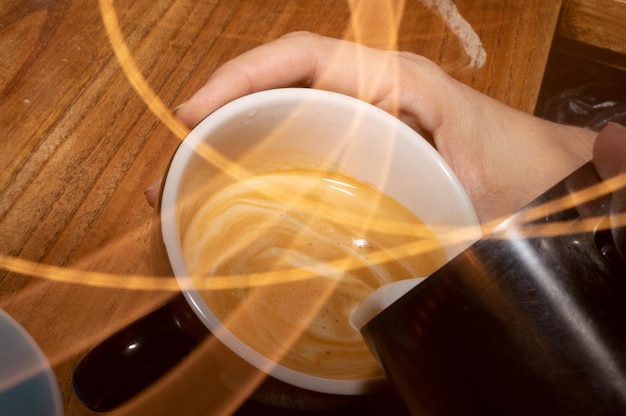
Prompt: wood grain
<box><xmin>1</xmin><ymin>0</ymin><xmax>564</xmax><ymax>414</ymax></box>
<box><xmin>557</xmin><ymin>0</ymin><xmax>626</xmax><ymax>55</ymax></box>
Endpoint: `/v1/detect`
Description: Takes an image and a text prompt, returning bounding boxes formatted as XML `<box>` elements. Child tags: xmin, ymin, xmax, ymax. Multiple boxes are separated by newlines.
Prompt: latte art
<box><xmin>182</xmin><ymin>168</ymin><xmax>446</xmax><ymax>380</ymax></box>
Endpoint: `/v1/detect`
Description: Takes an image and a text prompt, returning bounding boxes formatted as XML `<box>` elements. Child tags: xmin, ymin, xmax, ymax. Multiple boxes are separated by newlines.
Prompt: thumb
<box><xmin>593</xmin><ymin>122</ymin><xmax>626</xmax><ymax>179</ymax></box>
<box><xmin>593</xmin><ymin>122</ymin><xmax>626</xmax><ymax>258</ymax></box>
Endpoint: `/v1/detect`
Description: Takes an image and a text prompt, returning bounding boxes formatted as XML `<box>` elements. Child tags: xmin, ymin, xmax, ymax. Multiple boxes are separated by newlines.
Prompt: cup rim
<box><xmin>159</xmin><ymin>88</ymin><xmax>479</xmax><ymax>395</ymax></box>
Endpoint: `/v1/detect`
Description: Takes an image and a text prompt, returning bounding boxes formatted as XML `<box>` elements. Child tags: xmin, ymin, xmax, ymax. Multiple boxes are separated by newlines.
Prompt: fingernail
<box><xmin>144</xmin><ymin>178</ymin><xmax>162</xmax><ymax>195</ymax></box>
<box><xmin>172</xmin><ymin>101</ymin><xmax>188</xmax><ymax>116</ymax></box>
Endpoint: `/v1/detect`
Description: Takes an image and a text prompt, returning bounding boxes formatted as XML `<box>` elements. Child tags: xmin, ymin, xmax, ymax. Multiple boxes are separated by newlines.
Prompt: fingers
<box><xmin>593</xmin><ymin>123</ymin><xmax>626</xmax><ymax>180</ymax></box>
<box><xmin>174</xmin><ymin>32</ymin><xmax>449</xmax><ymax>133</ymax></box>
<box><xmin>173</xmin><ymin>31</ymin><xmax>599</xmax><ymax>223</ymax></box>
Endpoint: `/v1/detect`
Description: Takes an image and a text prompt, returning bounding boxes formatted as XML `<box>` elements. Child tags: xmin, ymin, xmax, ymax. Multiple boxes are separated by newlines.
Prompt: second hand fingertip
<box><xmin>171</xmin><ymin>101</ymin><xmax>188</xmax><ymax>116</ymax></box>
<box><xmin>171</xmin><ymin>100</ymin><xmax>204</xmax><ymax>130</ymax></box>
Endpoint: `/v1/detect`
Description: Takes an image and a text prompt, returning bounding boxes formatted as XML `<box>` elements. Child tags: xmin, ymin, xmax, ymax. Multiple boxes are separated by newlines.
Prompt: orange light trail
<box><xmin>1</xmin><ymin>2</ymin><xmax>625</xmax><ymax>416</ymax></box>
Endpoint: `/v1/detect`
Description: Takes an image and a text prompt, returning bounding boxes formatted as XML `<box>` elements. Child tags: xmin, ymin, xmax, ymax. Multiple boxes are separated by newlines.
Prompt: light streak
<box><xmin>1</xmin><ymin>2</ymin><xmax>625</xmax><ymax>414</ymax></box>
<box><xmin>1</xmin><ymin>0</ymin><xmax>625</xmax><ymax>300</ymax></box>
<box><xmin>0</xmin><ymin>0</ymin><xmax>621</xmax><ymax>326</ymax></box>
<box><xmin>417</xmin><ymin>0</ymin><xmax>487</xmax><ymax>68</ymax></box>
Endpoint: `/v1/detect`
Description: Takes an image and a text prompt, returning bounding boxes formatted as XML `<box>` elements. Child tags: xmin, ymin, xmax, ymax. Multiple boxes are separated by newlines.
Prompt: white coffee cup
<box><xmin>157</xmin><ymin>88</ymin><xmax>481</xmax><ymax>396</ymax></box>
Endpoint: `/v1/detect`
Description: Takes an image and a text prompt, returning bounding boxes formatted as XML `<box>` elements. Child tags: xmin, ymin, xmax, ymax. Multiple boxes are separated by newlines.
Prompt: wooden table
<box><xmin>557</xmin><ymin>0</ymin><xmax>626</xmax><ymax>57</ymax></box>
<box><xmin>1</xmin><ymin>0</ymin><xmax>569</xmax><ymax>414</ymax></box>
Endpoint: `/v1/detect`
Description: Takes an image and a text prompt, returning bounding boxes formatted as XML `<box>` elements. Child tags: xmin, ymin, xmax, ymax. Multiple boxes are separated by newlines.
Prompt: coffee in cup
<box><xmin>181</xmin><ymin>148</ymin><xmax>448</xmax><ymax>381</ymax></box>
<box><xmin>159</xmin><ymin>88</ymin><xmax>480</xmax><ymax>395</ymax></box>
<box><xmin>73</xmin><ymin>88</ymin><xmax>479</xmax><ymax>412</ymax></box>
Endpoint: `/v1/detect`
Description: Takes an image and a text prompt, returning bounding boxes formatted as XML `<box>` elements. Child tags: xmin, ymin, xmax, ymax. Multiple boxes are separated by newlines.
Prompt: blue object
<box><xmin>0</xmin><ymin>309</ymin><xmax>63</xmax><ymax>415</ymax></box>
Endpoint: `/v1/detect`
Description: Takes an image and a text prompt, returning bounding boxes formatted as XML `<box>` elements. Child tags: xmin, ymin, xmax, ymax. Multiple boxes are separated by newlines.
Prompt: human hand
<box><xmin>153</xmin><ymin>32</ymin><xmax>596</xmax><ymax>223</ymax></box>
<box><xmin>593</xmin><ymin>122</ymin><xmax>626</xmax><ymax>257</ymax></box>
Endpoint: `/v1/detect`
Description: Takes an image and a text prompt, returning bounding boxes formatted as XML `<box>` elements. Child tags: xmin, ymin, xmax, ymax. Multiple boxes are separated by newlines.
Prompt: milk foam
<box><xmin>182</xmin><ymin>169</ymin><xmax>446</xmax><ymax>380</ymax></box>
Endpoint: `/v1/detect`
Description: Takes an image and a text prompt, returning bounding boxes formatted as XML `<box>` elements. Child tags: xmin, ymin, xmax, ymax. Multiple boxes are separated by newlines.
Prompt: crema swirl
<box><xmin>182</xmin><ymin>167</ymin><xmax>445</xmax><ymax>380</ymax></box>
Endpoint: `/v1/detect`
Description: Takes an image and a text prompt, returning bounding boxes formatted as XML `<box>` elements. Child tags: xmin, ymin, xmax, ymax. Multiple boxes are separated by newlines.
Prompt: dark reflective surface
<box><xmin>72</xmin><ymin>294</ymin><xmax>208</xmax><ymax>412</ymax></box>
<box><xmin>362</xmin><ymin>162</ymin><xmax>626</xmax><ymax>415</ymax></box>
<box><xmin>72</xmin><ymin>293</ymin><xmax>409</xmax><ymax>414</ymax></box>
